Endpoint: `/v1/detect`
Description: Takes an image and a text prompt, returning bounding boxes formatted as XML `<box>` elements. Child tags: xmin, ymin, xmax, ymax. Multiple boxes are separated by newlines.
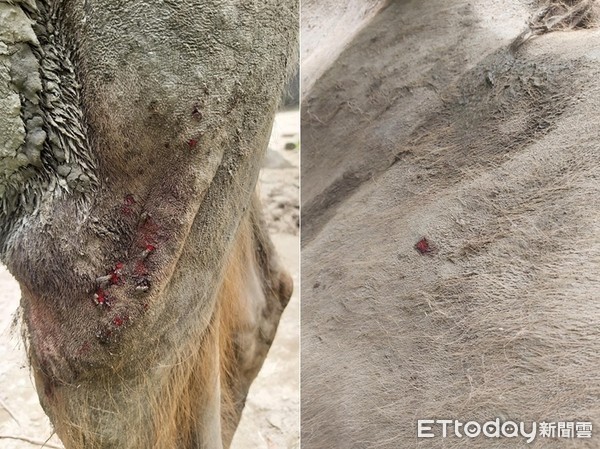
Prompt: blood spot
<box><xmin>187</xmin><ymin>138</ymin><xmax>198</xmax><ymax>149</ymax></box>
<box><xmin>145</xmin><ymin>244</ymin><xmax>156</xmax><ymax>252</ymax></box>
<box><xmin>93</xmin><ymin>288</ymin><xmax>114</xmax><ymax>307</ymax></box>
<box><xmin>94</xmin><ymin>288</ymin><xmax>106</xmax><ymax>305</ymax></box>
<box><xmin>110</xmin><ymin>263</ymin><xmax>125</xmax><ymax>284</ymax></box>
<box><xmin>415</xmin><ymin>238</ymin><xmax>434</xmax><ymax>255</ymax></box>
<box><xmin>112</xmin><ymin>314</ymin><xmax>129</xmax><ymax>327</ymax></box>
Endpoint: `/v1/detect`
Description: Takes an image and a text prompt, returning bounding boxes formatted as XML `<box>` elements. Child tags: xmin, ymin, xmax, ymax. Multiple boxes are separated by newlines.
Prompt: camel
<box><xmin>302</xmin><ymin>0</ymin><xmax>600</xmax><ymax>447</ymax></box>
<box><xmin>0</xmin><ymin>0</ymin><xmax>297</xmax><ymax>448</ymax></box>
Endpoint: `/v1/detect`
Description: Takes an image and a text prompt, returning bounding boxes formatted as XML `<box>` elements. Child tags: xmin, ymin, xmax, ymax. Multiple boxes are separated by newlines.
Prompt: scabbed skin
<box><xmin>0</xmin><ymin>0</ymin><xmax>297</xmax><ymax>448</ymax></box>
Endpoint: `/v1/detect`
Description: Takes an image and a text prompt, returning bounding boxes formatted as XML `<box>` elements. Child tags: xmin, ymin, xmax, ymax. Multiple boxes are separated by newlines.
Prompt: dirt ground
<box><xmin>0</xmin><ymin>110</ymin><xmax>299</xmax><ymax>449</ymax></box>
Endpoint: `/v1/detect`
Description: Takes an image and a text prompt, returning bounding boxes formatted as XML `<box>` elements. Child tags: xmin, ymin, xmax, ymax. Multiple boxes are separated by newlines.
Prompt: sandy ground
<box><xmin>0</xmin><ymin>110</ymin><xmax>299</xmax><ymax>449</ymax></box>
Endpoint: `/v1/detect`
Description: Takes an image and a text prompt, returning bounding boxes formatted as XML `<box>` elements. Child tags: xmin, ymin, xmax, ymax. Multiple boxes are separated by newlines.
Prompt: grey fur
<box><xmin>302</xmin><ymin>1</ymin><xmax>600</xmax><ymax>448</ymax></box>
<box><xmin>1</xmin><ymin>0</ymin><xmax>297</xmax><ymax>447</ymax></box>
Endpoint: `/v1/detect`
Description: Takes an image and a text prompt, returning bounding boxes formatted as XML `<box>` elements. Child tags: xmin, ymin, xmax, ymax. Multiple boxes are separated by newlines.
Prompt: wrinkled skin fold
<box><xmin>0</xmin><ymin>0</ymin><xmax>297</xmax><ymax>448</ymax></box>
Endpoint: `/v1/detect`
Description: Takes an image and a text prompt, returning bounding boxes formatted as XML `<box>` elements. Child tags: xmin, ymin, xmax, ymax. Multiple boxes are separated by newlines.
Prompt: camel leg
<box><xmin>217</xmin><ymin>193</ymin><xmax>293</xmax><ymax>446</ymax></box>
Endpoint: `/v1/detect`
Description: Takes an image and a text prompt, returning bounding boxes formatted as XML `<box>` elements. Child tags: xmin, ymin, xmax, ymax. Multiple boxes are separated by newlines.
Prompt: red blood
<box><xmin>415</xmin><ymin>238</ymin><xmax>433</xmax><ymax>255</ymax></box>
<box><xmin>95</xmin><ymin>288</ymin><xmax>106</xmax><ymax>305</ymax></box>
<box><xmin>146</xmin><ymin>244</ymin><xmax>156</xmax><ymax>252</ymax></box>
<box><xmin>110</xmin><ymin>263</ymin><xmax>125</xmax><ymax>284</ymax></box>
<box><xmin>187</xmin><ymin>138</ymin><xmax>198</xmax><ymax>149</ymax></box>
<box><xmin>94</xmin><ymin>289</ymin><xmax>113</xmax><ymax>307</ymax></box>
<box><xmin>113</xmin><ymin>316</ymin><xmax>124</xmax><ymax>327</ymax></box>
